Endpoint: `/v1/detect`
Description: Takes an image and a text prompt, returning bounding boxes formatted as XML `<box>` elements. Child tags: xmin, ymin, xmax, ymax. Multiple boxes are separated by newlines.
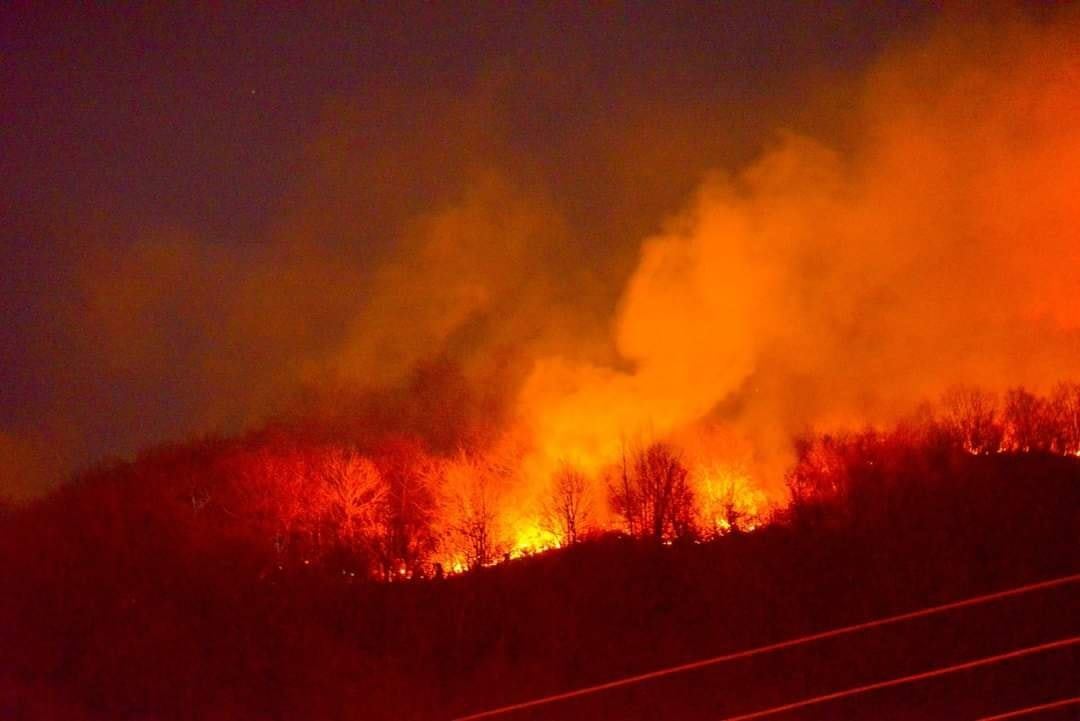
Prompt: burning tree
<box><xmin>542</xmin><ymin>464</ymin><xmax>590</xmax><ymax>546</ymax></box>
<box><xmin>371</xmin><ymin>437</ymin><xmax>440</xmax><ymax>580</ymax></box>
<box><xmin>694</xmin><ymin>465</ymin><xmax>765</xmax><ymax>537</ymax></box>
<box><xmin>1049</xmin><ymin>382</ymin><xmax>1080</xmax><ymax>454</ymax></box>
<box><xmin>609</xmin><ymin>442</ymin><xmax>695</xmax><ymax>542</ymax></box>
<box><xmin>786</xmin><ymin>434</ymin><xmax>845</xmax><ymax>507</ymax></box>
<box><xmin>1003</xmin><ymin>387</ymin><xmax>1054</xmax><ymax>452</ymax></box>
<box><xmin>453</xmin><ymin>479</ymin><xmax>498</xmax><ymax>569</ymax></box>
<box><xmin>441</xmin><ymin>450</ymin><xmax>506</xmax><ymax>570</ymax></box>
<box><xmin>314</xmin><ymin>445</ymin><xmax>384</xmax><ymax>549</ymax></box>
<box><xmin>221</xmin><ymin>442</ymin><xmax>317</xmax><ymax>563</ymax></box>
<box><xmin>940</xmin><ymin>386</ymin><xmax>1003</xmax><ymax>454</ymax></box>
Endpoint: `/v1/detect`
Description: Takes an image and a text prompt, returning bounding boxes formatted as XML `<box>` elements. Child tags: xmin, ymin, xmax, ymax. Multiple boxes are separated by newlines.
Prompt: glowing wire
<box><xmin>974</xmin><ymin>696</ymin><xmax>1080</xmax><ymax>720</ymax></box>
<box><xmin>452</xmin><ymin>571</ymin><xmax>1080</xmax><ymax>720</ymax></box>
<box><xmin>716</xmin><ymin>636</ymin><xmax>1079</xmax><ymax>720</ymax></box>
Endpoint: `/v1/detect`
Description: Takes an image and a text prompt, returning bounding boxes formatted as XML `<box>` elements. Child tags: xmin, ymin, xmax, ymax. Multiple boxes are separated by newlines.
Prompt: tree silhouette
<box><xmin>610</xmin><ymin>442</ymin><xmax>695</xmax><ymax>542</ymax></box>
<box><xmin>543</xmin><ymin>464</ymin><xmax>590</xmax><ymax>546</ymax></box>
<box><xmin>1049</xmin><ymin>382</ymin><xmax>1080</xmax><ymax>454</ymax></box>
<box><xmin>1003</xmin><ymin>387</ymin><xmax>1052</xmax><ymax>452</ymax></box>
<box><xmin>372</xmin><ymin>437</ymin><xmax>440</xmax><ymax>580</ymax></box>
<box><xmin>940</xmin><ymin>386</ymin><xmax>1002</xmax><ymax>454</ymax></box>
<box><xmin>314</xmin><ymin>445</ymin><xmax>384</xmax><ymax>549</ymax></box>
<box><xmin>442</xmin><ymin>451</ymin><xmax>503</xmax><ymax>569</ymax></box>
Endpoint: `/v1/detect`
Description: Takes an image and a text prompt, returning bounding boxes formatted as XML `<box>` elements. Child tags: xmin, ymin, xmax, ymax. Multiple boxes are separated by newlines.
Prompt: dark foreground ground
<box><xmin>2</xmin><ymin>449</ymin><xmax>1078</xmax><ymax>720</ymax></box>
<box><xmin>494</xmin><ymin>576</ymin><xmax>1079</xmax><ymax>720</ymax></box>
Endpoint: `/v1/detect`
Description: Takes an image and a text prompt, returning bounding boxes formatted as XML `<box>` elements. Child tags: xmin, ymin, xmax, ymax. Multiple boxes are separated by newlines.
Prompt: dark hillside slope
<box><xmin>1</xmin><ymin>449</ymin><xmax>1077</xmax><ymax>719</ymax></box>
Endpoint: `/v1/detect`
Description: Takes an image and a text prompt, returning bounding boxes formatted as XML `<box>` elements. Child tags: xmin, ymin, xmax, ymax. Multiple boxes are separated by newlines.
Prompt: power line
<box><xmin>716</xmin><ymin>635</ymin><xmax>1080</xmax><ymax>721</ymax></box>
<box><xmin>974</xmin><ymin>696</ymin><xmax>1080</xmax><ymax>720</ymax></box>
<box><xmin>452</xmin><ymin>571</ymin><xmax>1080</xmax><ymax>720</ymax></box>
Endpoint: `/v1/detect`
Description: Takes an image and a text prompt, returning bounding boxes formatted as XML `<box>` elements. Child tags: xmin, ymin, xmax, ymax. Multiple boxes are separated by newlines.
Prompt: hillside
<box><xmin>2</xmin><ymin>444</ymin><xmax>1077</xmax><ymax>719</ymax></box>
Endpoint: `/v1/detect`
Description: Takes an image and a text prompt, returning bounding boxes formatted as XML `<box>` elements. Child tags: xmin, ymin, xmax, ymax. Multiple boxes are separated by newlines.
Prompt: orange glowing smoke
<box><xmin>11</xmin><ymin>12</ymin><xmax>1079</xmax><ymax>553</ymax></box>
<box><xmin>515</xmin><ymin>15</ymin><xmax>1080</xmax><ymax>511</ymax></box>
<box><xmin>234</xmin><ymin>15</ymin><xmax>1080</xmax><ymax>564</ymax></box>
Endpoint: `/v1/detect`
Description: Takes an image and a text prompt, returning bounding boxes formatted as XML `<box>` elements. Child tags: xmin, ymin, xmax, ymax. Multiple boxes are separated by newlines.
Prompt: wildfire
<box><xmin>434</xmin><ymin>523</ymin><xmax>560</xmax><ymax>575</ymax></box>
<box><xmin>693</xmin><ymin>465</ymin><xmax>768</xmax><ymax>536</ymax></box>
<box><xmin>202</xmin><ymin>375</ymin><xmax>1080</xmax><ymax>583</ymax></box>
<box><xmin>508</xmin><ymin>525</ymin><xmax>561</xmax><ymax>558</ymax></box>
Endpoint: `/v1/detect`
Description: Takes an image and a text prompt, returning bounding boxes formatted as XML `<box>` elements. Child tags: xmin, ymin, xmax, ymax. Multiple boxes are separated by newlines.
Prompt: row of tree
<box><xmin>786</xmin><ymin>383</ymin><xmax>1080</xmax><ymax>523</ymax></box>
<box><xmin>17</xmin><ymin>383</ymin><xmax>1080</xmax><ymax>582</ymax></box>
<box><xmin>6</xmin><ymin>395</ymin><xmax>1077</xmax><ymax>721</ymax></box>
<box><xmin>937</xmin><ymin>382</ymin><xmax>1080</xmax><ymax>455</ymax></box>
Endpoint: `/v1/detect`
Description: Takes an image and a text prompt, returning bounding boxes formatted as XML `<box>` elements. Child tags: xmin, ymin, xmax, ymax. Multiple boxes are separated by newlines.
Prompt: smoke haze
<box><xmin>3</xmin><ymin>5</ymin><xmax>1079</xmax><ymax>501</ymax></box>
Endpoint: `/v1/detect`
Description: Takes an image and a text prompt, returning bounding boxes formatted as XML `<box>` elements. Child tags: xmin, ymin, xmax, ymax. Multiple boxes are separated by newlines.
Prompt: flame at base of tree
<box><xmin>694</xmin><ymin>466</ymin><xmax>769</xmax><ymax>536</ymax></box>
<box><xmin>102</xmin><ymin>380</ymin><xmax>1080</xmax><ymax>581</ymax></box>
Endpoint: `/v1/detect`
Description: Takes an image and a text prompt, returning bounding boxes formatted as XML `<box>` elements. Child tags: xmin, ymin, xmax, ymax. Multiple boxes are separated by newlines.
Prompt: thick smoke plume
<box><xmin>3</xmin><ymin>9</ymin><xmax>1079</xmax><ymax>509</ymax></box>
<box><xmin>520</xmin><ymin>12</ymin><xmax>1080</xmax><ymax>494</ymax></box>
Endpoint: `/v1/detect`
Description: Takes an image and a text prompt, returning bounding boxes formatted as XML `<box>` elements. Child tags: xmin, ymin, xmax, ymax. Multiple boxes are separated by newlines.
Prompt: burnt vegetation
<box><xmin>1</xmin><ymin>384</ymin><xmax>1078</xmax><ymax>719</ymax></box>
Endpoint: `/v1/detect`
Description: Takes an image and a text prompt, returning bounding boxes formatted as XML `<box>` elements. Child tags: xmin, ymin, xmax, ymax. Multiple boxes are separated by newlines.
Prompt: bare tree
<box><xmin>940</xmin><ymin>386</ymin><xmax>1002</xmax><ymax>454</ymax></box>
<box><xmin>441</xmin><ymin>451</ymin><xmax>506</xmax><ymax>570</ymax></box>
<box><xmin>1048</xmin><ymin>382</ymin><xmax>1080</xmax><ymax>455</ymax></box>
<box><xmin>224</xmin><ymin>444</ymin><xmax>314</xmax><ymax>562</ymax></box>
<box><xmin>610</xmin><ymin>444</ymin><xmax>641</xmax><ymax>537</ymax></box>
<box><xmin>543</xmin><ymin>464</ymin><xmax>589</xmax><ymax>546</ymax></box>
<box><xmin>455</xmin><ymin>477</ymin><xmax>497</xmax><ymax>569</ymax></box>
<box><xmin>786</xmin><ymin>434</ymin><xmax>844</xmax><ymax>506</ymax></box>
<box><xmin>314</xmin><ymin>445</ymin><xmax>384</xmax><ymax>548</ymax></box>
<box><xmin>371</xmin><ymin>438</ymin><xmax>440</xmax><ymax>580</ymax></box>
<box><xmin>1003</xmin><ymin>387</ymin><xmax>1053</xmax><ymax>452</ymax></box>
<box><xmin>610</xmin><ymin>442</ymin><xmax>695</xmax><ymax>542</ymax></box>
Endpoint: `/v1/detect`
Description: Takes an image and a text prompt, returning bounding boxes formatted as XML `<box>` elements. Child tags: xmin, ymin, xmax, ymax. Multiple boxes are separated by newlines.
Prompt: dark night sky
<box><xmin>0</xmin><ymin>3</ymin><xmax>942</xmax><ymax>495</ymax></box>
<box><xmin>2</xmin><ymin>4</ymin><xmax>927</xmax><ymax>236</ymax></box>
